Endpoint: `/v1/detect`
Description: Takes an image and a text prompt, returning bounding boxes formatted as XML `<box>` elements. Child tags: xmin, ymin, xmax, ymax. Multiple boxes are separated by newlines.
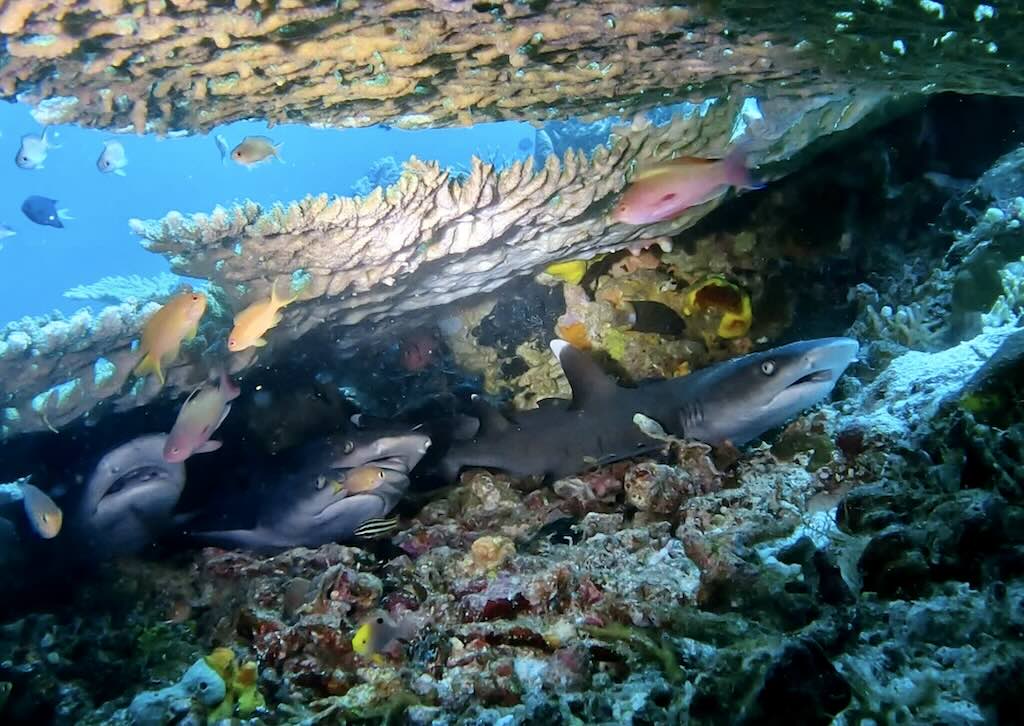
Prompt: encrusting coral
<box><xmin>1</xmin><ymin>1</ymin><xmax>1017</xmax><ymax>133</ymax></box>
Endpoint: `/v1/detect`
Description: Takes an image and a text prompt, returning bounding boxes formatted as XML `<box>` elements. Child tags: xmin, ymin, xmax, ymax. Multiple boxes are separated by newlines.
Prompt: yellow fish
<box><xmin>544</xmin><ymin>259</ymin><xmax>588</xmax><ymax>285</ymax></box>
<box><xmin>134</xmin><ymin>291</ymin><xmax>208</xmax><ymax>384</ymax></box>
<box><xmin>230</xmin><ymin>136</ymin><xmax>283</xmax><ymax>167</ymax></box>
<box><xmin>352</xmin><ymin>610</ymin><xmax>410</xmax><ymax>661</ymax></box>
<box><xmin>20</xmin><ymin>482</ymin><xmax>62</xmax><ymax>539</ymax></box>
<box><xmin>336</xmin><ymin>466</ymin><xmax>388</xmax><ymax>495</ymax></box>
<box><xmin>228</xmin><ymin>282</ymin><xmax>297</xmax><ymax>352</ymax></box>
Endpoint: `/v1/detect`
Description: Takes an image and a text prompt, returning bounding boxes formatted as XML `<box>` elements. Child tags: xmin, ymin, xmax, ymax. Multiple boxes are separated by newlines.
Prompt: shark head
<box><xmin>325</xmin><ymin>431</ymin><xmax>432</xmax><ymax>474</ymax></box>
<box><xmin>77</xmin><ymin>434</ymin><xmax>186</xmax><ymax>556</ymax></box>
<box><xmin>679</xmin><ymin>337</ymin><xmax>859</xmax><ymax>446</ymax></box>
<box><xmin>290</xmin><ymin>431</ymin><xmax>430</xmax><ymax>524</ymax></box>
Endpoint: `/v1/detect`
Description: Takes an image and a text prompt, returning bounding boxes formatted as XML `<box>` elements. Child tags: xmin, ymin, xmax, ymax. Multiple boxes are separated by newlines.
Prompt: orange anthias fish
<box><xmin>134</xmin><ymin>291</ymin><xmax>208</xmax><ymax>384</ymax></box>
<box><xmin>227</xmin><ymin>281</ymin><xmax>298</xmax><ymax>352</ymax></box>
<box><xmin>163</xmin><ymin>370</ymin><xmax>241</xmax><ymax>463</ymax></box>
<box><xmin>611</xmin><ymin>147</ymin><xmax>763</xmax><ymax>225</ymax></box>
<box><xmin>230</xmin><ymin>136</ymin><xmax>283</xmax><ymax>167</ymax></box>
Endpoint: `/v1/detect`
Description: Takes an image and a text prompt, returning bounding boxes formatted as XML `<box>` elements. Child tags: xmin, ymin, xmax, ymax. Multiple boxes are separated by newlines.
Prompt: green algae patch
<box><xmin>582</xmin><ymin>623</ymin><xmax>684</xmax><ymax>684</ymax></box>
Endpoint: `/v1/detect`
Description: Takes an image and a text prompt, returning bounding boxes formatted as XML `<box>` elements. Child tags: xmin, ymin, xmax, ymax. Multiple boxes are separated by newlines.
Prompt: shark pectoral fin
<box><xmin>192</xmin><ymin>526</ymin><xmax>286</xmax><ymax>552</ymax></box>
<box><xmin>470</xmin><ymin>394</ymin><xmax>511</xmax><ymax>434</ymax></box>
<box><xmin>549</xmin><ymin>340</ymin><xmax>617</xmax><ymax>409</ymax></box>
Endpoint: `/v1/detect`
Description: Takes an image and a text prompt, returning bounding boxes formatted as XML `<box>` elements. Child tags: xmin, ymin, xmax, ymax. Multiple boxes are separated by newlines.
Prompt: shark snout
<box><xmin>800</xmin><ymin>337</ymin><xmax>859</xmax><ymax>379</ymax></box>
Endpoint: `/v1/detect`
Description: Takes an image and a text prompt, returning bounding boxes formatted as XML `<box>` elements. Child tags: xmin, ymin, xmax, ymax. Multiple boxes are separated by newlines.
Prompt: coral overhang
<box><xmin>0</xmin><ymin>0</ymin><xmax>1020</xmax><ymax>133</ymax></box>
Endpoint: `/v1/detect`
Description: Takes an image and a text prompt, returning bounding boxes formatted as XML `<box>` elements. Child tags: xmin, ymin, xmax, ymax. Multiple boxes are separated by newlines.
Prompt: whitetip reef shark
<box><xmin>69</xmin><ymin>434</ymin><xmax>187</xmax><ymax>558</ymax></box>
<box><xmin>440</xmin><ymin>337</ymin><xmax>859</xmax><ymax>482</ymax></box>
<box><xmin>193</xmin><ymin>430</ymin><xmax>431</xmax><ymax>553</ymax></box>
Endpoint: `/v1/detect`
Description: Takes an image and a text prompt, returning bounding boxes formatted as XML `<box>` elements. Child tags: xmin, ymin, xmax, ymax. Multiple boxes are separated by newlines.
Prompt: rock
<box><xmin>126</xmin><ymin>658</ymin><xmax>226</xmax><ymax>726</ymax></box>
<box><xmin>858</xmin><ymin>526</ymin><xmax>931</xmax><ymax>599</ymax></box>
<box><xmin>741</xmin><ymin>640</ymin><xmax>851</xmax><ymax>726</ymax></box>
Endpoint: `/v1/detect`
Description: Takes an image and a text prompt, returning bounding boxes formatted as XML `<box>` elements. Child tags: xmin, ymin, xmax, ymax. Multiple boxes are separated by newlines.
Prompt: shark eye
<box><xmin>376</xmin><ymin>616</ymin><xmax>384</xmax><ymax>625</ymax></box>
<box><xmin>343</xmin><ymin>440</ymin><xmax>354</xmax><ymax>454</ymax></box>
<box><xmin>760</xmin><ymin>360</ymin><xmax>776</xmax><ymax>376</ymax></box>
<box><xmin>315</xmin><ymin>475</ymin><xmax>327</xmax><ymax>489</ymax></box>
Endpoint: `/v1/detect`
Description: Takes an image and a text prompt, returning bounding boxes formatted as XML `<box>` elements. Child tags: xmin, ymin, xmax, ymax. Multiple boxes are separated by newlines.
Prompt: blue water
<box><xmin>0</xmin><ymin>101</ymin><xmax>533</xmax><ymax>324</ymax></box>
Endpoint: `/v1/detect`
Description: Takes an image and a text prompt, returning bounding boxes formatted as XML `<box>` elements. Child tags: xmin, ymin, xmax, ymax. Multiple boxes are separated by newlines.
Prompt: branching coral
<box><xmin>63</xmin><ymin>272</ymin><xmax>195</xmax><ymax>305</ymax></box>
<box><xmin>981</xmin><ymin>257</ymin><xmax>1024</xmax><ymax>330</ymax></box>
<box><xmin>0</xmin><ymin>301</ymin><xmax>222</xmax><ymax>441</ymax></box>
<box><xmin>350</xmin><ymin>157</ymin><xmax>403</xmax><ymax>197</ymax></box>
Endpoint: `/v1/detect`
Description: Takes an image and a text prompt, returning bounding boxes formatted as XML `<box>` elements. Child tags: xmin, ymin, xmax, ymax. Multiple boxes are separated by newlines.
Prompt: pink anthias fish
<box><xmin>611</xmin><ymin>148</ymin><xmax>764</xmax><ymax>225</ymax></box>
<box><xmin>163</xmin><ymin>371</ymin><xmax>241</xmax><ymax>463</ymax></box>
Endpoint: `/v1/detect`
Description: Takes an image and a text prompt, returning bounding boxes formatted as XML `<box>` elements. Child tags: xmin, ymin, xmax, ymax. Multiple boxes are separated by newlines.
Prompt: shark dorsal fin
<box><xmin>549</xmin><ymin>340</ymin><xmax>617</xmax><ymax>409</ymax></box>
<box><xmin>470</xmin><ymin>394</ymin><xmax>511</xmax><ymax>434</ymax></box>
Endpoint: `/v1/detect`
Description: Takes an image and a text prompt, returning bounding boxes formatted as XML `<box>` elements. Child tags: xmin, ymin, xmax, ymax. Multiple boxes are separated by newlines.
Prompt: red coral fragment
<box><xmin>576</xmin><ymin>577</ymin><xmax>604</xmax><ymax>607</ymax></box>
<box><xmin>479</xmin><ymin>593</ymin><xmax>531</xmax><ymax>621</ymax></box>
<box><xmin>481</xmin><ymin>626</ymin><xmax>552</xmax><ymax>651</ymax></box>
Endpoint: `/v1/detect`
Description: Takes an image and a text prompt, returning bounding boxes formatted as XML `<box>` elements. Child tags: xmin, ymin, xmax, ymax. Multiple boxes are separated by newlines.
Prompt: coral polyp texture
<box><xmin>0</xmin><ymin>0</ymin><xmax>1019</xmax><ymax>132</ymax></box>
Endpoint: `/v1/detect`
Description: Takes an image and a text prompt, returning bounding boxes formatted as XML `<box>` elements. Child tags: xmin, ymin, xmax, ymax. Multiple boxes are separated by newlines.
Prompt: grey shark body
<box><xmin>72</xmin><ymin>434</ymin><xmax>187</xmax><ymax>558</ymax></box>
<box><xmin>440</xmin><ymin>337</ymin><xmax>859</xmax><ymax>482</ymax></box>
<box><xmin>195</xmin><ymin>431</ymin><xmax>431</xmax><ymax>553</ymax></box>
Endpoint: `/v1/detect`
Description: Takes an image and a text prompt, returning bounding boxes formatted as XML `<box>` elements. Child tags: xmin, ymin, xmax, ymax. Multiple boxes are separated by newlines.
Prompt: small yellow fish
<box><xmin>352</xmin><ymin>610</ymin><xmax>408</xmax><ymax>661</ymax></box>
<box><xmin>230</xmin><ymin>136</ymin><xmax>283</xmax><ymax>167</ymax></box>
<box><xmin>134</xmin><ymin>291</ymin><xmax>208</xmax><ymax>384</ymax></box>
<box><xmin>544</xmin><ymin>259</ymin><xmax>588</xmax><ymax>285</ymax></box>
<box><xmin>338</xmin><ymin>466</ymin><xmax>388</xmax><ymax>495</ymax></box>
<box><xmin>20</xmin><ymin>482</ymin><xmax>62</xmax><ymax>539</ymax></box>
<box><xmin>227</xmin><ymin>282</ymin><xmax>297</xmax><ymax>352</ymax></box>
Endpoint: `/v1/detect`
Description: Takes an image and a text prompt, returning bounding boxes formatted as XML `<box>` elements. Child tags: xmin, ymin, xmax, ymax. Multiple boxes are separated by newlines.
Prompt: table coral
<box><xmin>62</xmin><ymin>272</ymin><xmax>194</xmax><ymax>305</ymax></box>
<box><xmin>0</xmin><ymin>1</ymin><xmax>1021</xmax><ymax>133</ymax></box>
<box><xmin>132</xmin><ymin>90</ymin><xmax>888</xmax><ymax>350</ymax></box>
